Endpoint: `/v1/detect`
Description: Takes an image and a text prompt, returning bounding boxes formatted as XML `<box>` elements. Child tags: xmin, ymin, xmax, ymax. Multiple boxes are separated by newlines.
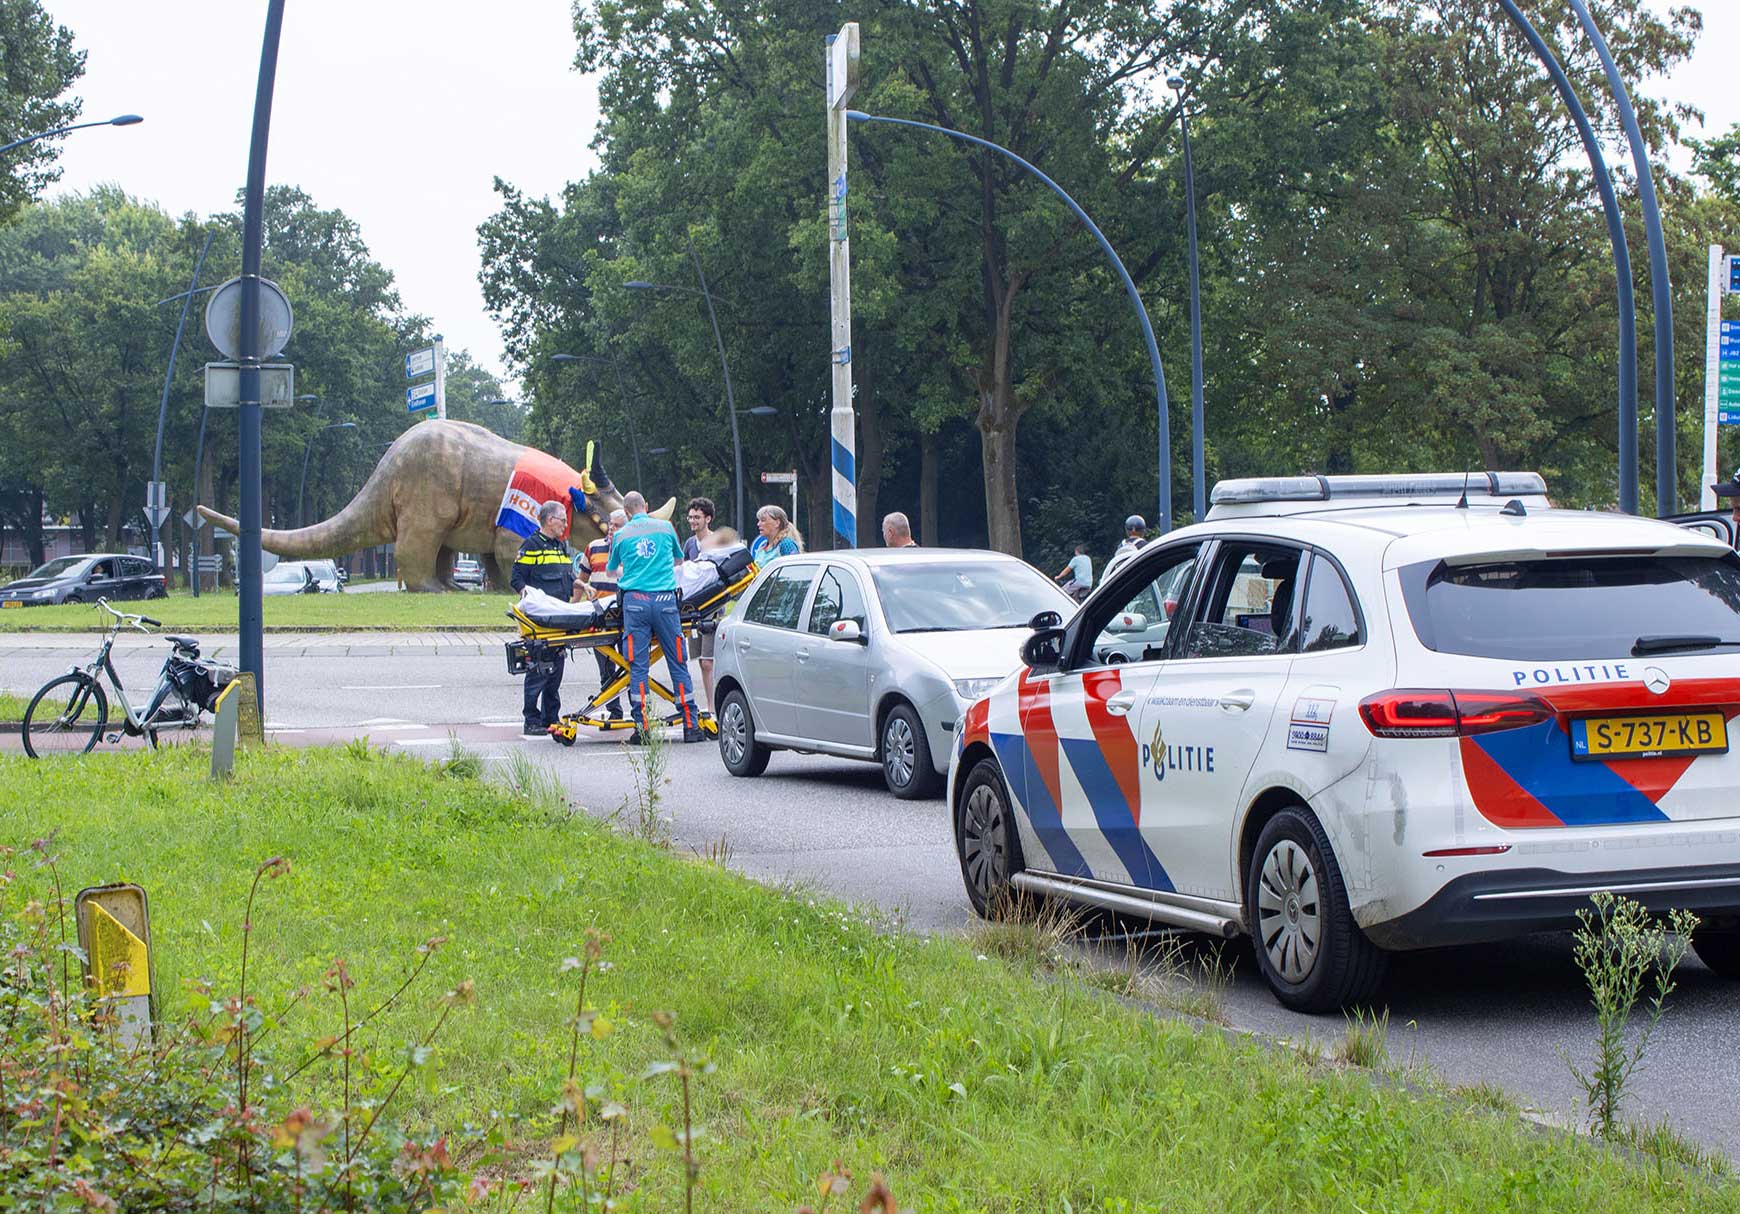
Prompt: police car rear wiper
<box><xmin>1630</xmin><ymin>634</ymin><xmax>1740</xmax><ymax>656</ymax></box>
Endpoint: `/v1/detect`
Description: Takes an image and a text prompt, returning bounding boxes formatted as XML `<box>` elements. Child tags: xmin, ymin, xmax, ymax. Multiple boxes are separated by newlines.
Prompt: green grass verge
<box><xmin>2</xmin><ymin>746</ymin><xmax>1731</xmax><ymax>1211</ymax></box>
<box><xmin>0</xmin><ymin>586</ymin><xmax>515</xmax><ymax>632</ymax></box>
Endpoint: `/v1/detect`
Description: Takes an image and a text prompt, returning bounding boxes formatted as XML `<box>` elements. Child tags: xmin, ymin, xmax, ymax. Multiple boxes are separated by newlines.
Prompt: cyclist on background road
<box><xmin>1055</xmin><ymin>542</ymin><xmax>1094</xmax><ymax>602</ymax></box>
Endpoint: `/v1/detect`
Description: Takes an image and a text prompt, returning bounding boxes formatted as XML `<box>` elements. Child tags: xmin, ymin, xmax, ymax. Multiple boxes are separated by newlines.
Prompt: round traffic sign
<box><xmin>204</xmin><ymin>276</ymin><xmax>294</xmax><ymax>361</ymax></box>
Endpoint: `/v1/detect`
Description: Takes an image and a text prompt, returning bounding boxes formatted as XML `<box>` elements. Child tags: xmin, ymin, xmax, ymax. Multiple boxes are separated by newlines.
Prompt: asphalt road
<box><xmin>4</xmin><ymin>631</ymin><xmax>1736</xmax><ymax>1158</ymax></box>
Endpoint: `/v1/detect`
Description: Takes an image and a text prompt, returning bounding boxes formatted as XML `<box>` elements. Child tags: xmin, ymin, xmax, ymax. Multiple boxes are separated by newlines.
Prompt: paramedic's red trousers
<box><xmin>622</xmin><ymin>589</ymin><xmax>696</xmax><ymax>730</ymax></box>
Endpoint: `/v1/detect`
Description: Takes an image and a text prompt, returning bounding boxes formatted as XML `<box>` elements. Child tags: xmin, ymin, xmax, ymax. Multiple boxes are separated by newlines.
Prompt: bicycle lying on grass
<box><xmin>20</xmin><ymin>598</ymin><xmax>236</xmax><ymax>758</ymax></box>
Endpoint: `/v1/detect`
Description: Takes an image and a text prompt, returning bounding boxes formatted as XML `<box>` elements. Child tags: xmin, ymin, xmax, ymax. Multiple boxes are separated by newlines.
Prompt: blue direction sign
<box><xmin>405</xmin><ymin>347</ymin><xmax>435</xmax><ymax>379</ymax></box>
<box><xmin>406</xmin><ymin>381</ymin><xmax>438</xmax><ymax>413</ymax></box>
<box><xmin>1722</xmin><ymin>409</ymin><xmax>1740</xmax><ymax>425</ymax></box>
<box><xmin>1730</xmin><ymin>257</ymin><xmax>1740</xmax><ymax>293</ymax></box>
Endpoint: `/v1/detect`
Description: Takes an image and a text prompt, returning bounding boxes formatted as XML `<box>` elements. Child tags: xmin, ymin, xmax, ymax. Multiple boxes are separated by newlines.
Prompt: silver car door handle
<box><xmin>1105</xmin><ymin>689</ymin><xmax>1138</xmax><ymax>716</ymax></box>
<box><xmin>795</xmin><ymin>648</ymin><xmax>811</xmax><ymax>662</ymax></box>
<box><xmin>1219</xmin><ymin>689</ymin><xmax>1256</xmax><ymax>712</ymax></box>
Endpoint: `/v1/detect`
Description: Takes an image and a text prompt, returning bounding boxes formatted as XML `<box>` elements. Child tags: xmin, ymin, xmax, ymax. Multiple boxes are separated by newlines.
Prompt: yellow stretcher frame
<box><xmin>506</xmin><ymin>562</ymin><xmax>759</xmax><ymax>744</ymax></box>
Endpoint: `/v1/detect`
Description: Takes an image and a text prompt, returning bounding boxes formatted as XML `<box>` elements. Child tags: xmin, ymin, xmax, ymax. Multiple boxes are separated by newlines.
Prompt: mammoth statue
<box><xmin>198</xmin><ymin>420</ymin><xmax>672</xmax><ymax>592</ymax></box>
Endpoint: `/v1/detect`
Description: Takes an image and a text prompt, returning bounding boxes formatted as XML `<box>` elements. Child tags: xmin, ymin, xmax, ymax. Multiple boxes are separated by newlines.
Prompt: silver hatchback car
<box><xmin>712</xmin><ymin>548</ymin><xmax>1075</xmax><ymax>798</ymax></box>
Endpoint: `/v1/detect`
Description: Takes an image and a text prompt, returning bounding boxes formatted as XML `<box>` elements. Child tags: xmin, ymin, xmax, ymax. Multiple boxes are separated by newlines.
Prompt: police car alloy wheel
<box><xmin>956</xmin><ymin>758</ymin><xmax>1025</xmax><ymax>916</ymax></box>
<box><xmin>1246</xmin><ymin>808</ymin><xmax>1385</xmax><ymax>1013</ymax></box>
<box><xmin>717</xmin><ymin>690</ymin><xmax>770</xmax><ymax>777</ymax></box>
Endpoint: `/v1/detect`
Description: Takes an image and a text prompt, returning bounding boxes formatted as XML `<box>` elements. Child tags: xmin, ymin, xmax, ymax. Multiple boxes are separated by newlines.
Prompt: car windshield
<box><xmin>871</xmin><ymin>560</ymin><xmax>1069</xmax><ymax>633</ymax></box>
<box><xmin>1400</xmin><ymin>553</ymin><xmax>1740</xmax><ymax>660</ymax></box>
<box><xmin>24</xmin><ymin>557</ymin><xmax>88</xmax><ymax>580</ymax></box>
<box><xmin>265</xmin><ymin>564</ymin><xmax>307</xmax><ymax>584</ymax></box>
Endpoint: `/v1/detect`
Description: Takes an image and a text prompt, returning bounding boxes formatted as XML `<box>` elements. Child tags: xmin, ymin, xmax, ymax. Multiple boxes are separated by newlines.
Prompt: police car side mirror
<box><xmin>1029</xmin><ymin>609</ymin><xmax>1062</xmax><ymax>631</ymax></box>
<box><xmin>1022</xmin><ymin>627</ymin><xmax>1065</xmax><ymax>672</ymax></box>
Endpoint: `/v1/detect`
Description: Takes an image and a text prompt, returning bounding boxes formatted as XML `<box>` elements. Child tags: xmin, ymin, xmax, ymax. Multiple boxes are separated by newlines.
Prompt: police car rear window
<box><xmin>1399</xmin><ymin>553</ymin><xmax>1740</xmax><ymax>660</ymax></box>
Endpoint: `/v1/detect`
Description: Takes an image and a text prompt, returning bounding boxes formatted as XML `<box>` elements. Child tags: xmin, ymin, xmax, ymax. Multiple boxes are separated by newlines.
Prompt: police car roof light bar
<box><xmin>1209</xmin><ymin>471</ymin><xmax>1547</xmax><ymax>507</ymax></box>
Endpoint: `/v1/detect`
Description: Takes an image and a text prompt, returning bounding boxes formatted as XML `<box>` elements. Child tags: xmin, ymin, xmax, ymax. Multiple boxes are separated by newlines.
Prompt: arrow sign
<box><xmin>406</xmin><ymin>381</ymin><xmax>438</xmax><ymax>413</ymax></box>
<box><xmin>183</xmin><ymin>508</ymin><xmax>205</xmax><ymax>530</ymax></box>
<box><xmin>405</xmin><ymin>347</ymin><xmax>435</xmax><ymax>379</ymax></box>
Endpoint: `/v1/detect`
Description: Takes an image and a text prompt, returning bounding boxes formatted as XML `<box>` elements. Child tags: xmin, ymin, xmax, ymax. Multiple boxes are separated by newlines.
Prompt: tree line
<box><xmin>481</xmin><ymin>0</ymin><xmax>1739</xmax><ymax>569</ymax></box>
<box><xmin>4</xmin><ymin>0</ymin><xmax>1740</xmax><ymax>578</ymax></box>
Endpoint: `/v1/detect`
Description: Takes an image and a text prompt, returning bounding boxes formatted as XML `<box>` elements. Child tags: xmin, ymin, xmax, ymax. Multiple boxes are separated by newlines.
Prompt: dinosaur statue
<box><xmin>197</xmin><ymin>420</ymin><xmax>672</xmax><ymax>592</ymax></box>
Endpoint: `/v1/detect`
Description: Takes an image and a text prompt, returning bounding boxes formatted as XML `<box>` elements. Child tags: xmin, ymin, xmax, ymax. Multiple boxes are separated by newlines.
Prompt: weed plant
<box><xmin>1561</xmin><ymin>892</ymin><xmax>1697</xmax><ymax>1140</ymax></box>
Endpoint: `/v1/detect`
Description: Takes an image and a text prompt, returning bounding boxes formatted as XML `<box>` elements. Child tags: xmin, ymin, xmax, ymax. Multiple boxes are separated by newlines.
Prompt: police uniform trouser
<box><xmin>524</xmin><ymin>648</ymin><xmax>565</xmax><ymax>730</ymax></box>
<box><xmin>622</xmin><ymin>589</ymin><xmax>695</xmax><ymax>730</ymax></box>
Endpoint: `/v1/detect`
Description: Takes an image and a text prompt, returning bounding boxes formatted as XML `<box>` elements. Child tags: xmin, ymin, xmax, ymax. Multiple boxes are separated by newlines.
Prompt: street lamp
<box><xmin>0</xmin><ymin>113</ymin><xmax>143</xmax><ymax>156</ymax></box>
<box><xmin>551</xmin><ymin>352</ymin><xmax>644</xmax><ymax>488</ymax></box>
<box><xmin>298</xmin><ymin>422</ymin><xmax>356</xmax><ymax>526</ymax></box>
<box><xmin>1168</xmin><ymin>75</ymin><xmax>1205</xmax><ymax>522</ymax></box>
<box><xmin>846</xmin><ymin>110</ymin><xmax>1174</xmax><ymax>533</ymax></box>
<box><xmin>626</xmin><ymin>236</ymin><xmax>745</xmax><ymax>527</ymax></box>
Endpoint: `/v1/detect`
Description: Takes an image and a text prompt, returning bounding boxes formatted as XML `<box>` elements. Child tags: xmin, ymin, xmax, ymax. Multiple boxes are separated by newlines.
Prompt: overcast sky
<box><xmin>38</xmin><ymin>2</ymin><xmax>1740</xmax><ymax>392</ymax></box>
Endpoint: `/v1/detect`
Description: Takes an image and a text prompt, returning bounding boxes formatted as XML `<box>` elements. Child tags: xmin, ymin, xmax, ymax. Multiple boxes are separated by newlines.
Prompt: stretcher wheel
<box><xmin>550</xmin><ymin>722</ymin><xmax>577</xmax><ymax>746</ymax></box>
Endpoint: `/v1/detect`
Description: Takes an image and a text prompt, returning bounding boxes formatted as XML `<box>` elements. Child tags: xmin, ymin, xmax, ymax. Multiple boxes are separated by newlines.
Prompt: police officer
<box><xmin>511</xmin><ymin>500</ymin><xmax>575</xmax><ymax>738</ymax></box>
<box><xmin>608</xmin><ymin>490</ymin><xmax>701</xmax><ymax>744</ymax></box>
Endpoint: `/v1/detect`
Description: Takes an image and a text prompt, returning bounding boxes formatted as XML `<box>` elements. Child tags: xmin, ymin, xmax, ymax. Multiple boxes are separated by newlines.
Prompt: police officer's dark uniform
<box><xmin>511</xmin><ymin>528</ymin><xmax>575</xmax><ymax>734</ymax></box>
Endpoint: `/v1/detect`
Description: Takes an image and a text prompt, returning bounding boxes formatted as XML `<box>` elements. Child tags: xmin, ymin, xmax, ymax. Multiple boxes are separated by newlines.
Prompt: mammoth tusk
<box><xmin>651</xmin><ymin>496</ymin><xmax>677</xmax><ymax>521</ymax></box>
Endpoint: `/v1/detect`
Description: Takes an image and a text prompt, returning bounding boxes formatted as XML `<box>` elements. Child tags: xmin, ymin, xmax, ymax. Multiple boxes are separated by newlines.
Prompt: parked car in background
<box><xmin>0</xmin><ymin>554</ymin><xmax>166</xmax><ymax>607</ymax></box>
<box><xmin>452</xmin><ymin>557</ymin><xmax>484</xmax><ymax>589</ymax></box>
<box><xmin>300</xmin><ymin>559</ymin><xmax>344</xmax><ymax>592</ymax></box>
<box><xmin>712</xmin><ymin>549</ymin><xmax>1076</xmax><ymax>798</ymax></box>
<box><xmin>262</xmin><ymin>561</ymin><xmax>321</xmax><ymax>596</ymax></box>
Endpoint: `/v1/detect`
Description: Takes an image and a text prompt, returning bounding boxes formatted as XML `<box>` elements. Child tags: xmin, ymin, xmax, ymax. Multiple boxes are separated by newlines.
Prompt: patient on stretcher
<box><xmin>516</xmin><ymin>543</ymin><xmax>753</xmax><ymax>632</ymax></box>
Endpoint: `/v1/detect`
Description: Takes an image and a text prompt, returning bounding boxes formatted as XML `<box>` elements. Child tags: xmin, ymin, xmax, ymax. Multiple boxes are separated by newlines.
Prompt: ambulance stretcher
<box><xmin>505</xmin><ymin>553</ymin><xmax>758</xmax><ymax>744</ymax></box>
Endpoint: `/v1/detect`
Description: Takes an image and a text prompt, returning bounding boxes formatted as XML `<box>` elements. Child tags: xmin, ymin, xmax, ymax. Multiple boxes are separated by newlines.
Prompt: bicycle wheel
<box><xmin>22</xmin><ymin>673</ymin><xmax>108</xmax><ymax>758</ymax></box>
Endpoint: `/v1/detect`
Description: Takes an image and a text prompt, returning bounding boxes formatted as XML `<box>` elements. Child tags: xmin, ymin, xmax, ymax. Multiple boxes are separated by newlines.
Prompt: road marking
<box><xmin>392</xmin><ymin>738</ymin><xmax>447</xmax><ymax>747</ymax></box>
<box><xmin>357</xmin><ymin>723</ymin><xmax>425</xmax><ymax>732</ymax></box>
<box><xmin>343</xmin><ymin>684</ymin><xmax>441</xmax><ymax>691</ymax></box>
<box><xmin>265</xmin><ymin>728</ymin><xmax>308</xmax><ymax>735</ymax></box>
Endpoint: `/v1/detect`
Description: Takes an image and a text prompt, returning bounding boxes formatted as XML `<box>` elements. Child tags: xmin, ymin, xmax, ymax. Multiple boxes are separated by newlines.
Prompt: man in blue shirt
<box><xmin>608</xmin><ymin>491</ymin><xmax>701</xmax><ymax>743</ymax></box>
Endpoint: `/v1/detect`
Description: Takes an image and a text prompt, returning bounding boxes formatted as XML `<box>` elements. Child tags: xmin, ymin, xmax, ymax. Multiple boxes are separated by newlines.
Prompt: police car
<box><xmin>949</xmin><ymin>472</ymin><xmax>1740</xmax><ymax>1011</ymax></box>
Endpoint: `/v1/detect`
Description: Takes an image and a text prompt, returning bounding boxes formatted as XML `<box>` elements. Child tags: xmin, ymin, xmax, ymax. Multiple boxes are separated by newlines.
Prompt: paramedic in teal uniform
<box><xmin>608</xmin><ymin>491</ymin><xmax>701</xmax><ymax>743</ymax></box>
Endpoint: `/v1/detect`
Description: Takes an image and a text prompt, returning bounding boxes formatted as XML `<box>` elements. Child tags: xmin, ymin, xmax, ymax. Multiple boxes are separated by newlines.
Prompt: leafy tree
<box><xmin>0</xmin><ymin>0</ymin><xmax>85</xmax><ymax>224</ymax></box>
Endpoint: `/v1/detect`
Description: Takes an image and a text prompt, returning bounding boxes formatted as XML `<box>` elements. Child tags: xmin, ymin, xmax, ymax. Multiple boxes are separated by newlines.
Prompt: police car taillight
<box><xmin>1358</xmin><ymin>690</ymin><xmax>1552</xmax><ymax>738</ymax></box>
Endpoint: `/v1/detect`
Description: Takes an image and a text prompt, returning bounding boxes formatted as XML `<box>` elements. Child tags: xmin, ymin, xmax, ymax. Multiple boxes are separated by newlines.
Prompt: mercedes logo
<box><xmin>1643</xmin><ymin>667</ymin><xmax>1671</xmax><ymax>696</ymax></box>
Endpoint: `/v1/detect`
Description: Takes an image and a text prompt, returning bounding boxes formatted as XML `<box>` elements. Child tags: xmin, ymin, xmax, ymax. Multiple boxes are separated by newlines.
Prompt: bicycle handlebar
<box><xmin>96</xmin><ymin>597</ymin><xmax>155</xmax><ymax>632</ymax></box>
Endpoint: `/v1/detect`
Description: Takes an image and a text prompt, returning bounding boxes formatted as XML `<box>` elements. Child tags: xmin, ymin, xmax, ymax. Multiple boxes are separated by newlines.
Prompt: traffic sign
<box><xmin>406</xmin><ymin>381</ymin><xmax>438</xmax><ymax>412</ymax></box>
<box><xmin>183</xmin><ymin>508</ymin><xmax>205</xmax><ymax>530</ymax></box>
<box><xmin>405</xmin><ymin>347</ymin><xmax>435</xmax><ymax>378</ymax></box>
<box><xmin>1722</xmin><ymin>409</ymin><xmax>1740</xmax><ymax>425</ymax></box>
<box><xmin>204</xmin><ymin>277</ymin><xmax>294</xmax><ymax>361</ymax></box>
<box><xmin>205</xmin><ymin>362</ymin><xmax>296</xmax><ymax>408</ymax></box>
<box><xmin>1730</xmin><ymin>256</ymin><xmax>1740</xmax><ymax>294</ymax></box>
<box><xmin>143</xmin><ymin>505</ymin><xmax>171</xmax><ymax>528</ymax></box>
<box><xmin>760</xmin><ymin>471</ymin><xmax>797</xmax><ymax>484</ymax></box>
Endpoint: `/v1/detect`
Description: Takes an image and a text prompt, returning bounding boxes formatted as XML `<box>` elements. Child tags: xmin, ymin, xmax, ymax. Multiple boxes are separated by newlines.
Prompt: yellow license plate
<box><xmin>0</xmin><ymin>601</ymin><xmax>20</xmax><ymax>609</ymax></box>
<box><xmin>1570</xmin><ymin>713</ymin><xmax>1728</xmax><ymax>761</ymax></box>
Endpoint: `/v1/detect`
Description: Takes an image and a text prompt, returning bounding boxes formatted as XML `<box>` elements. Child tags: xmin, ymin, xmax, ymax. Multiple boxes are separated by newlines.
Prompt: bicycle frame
<box><xmin>68</xmin><ymin>601</ymin><xmax>197</xmax><ymax>736</ymax></box>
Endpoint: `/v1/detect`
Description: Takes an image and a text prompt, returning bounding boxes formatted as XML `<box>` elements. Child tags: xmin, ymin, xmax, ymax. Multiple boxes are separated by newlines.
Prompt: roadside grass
<box><xmin>0</xmin><ymin>691</ymin><xmax>38</xmax><ymax>723</ymax></box>
<box><xmin>0</xmin><ymin>586</ymin><xmax>515</xmax><ymax>632</ymax></box>
<box><xmin>2</xmin><ymin>746</ymin><xmax>1734</xmax><ymax>1211</ymax></box>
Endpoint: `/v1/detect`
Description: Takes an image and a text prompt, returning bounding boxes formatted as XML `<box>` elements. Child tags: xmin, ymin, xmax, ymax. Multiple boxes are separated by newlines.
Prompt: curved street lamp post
<box><xmin>1495</xmin><ymin>0</ymin><xmax>1639</xmax><ymax>514</ymax></box>
<box><xmin>1168</xmin><ymin>76</ymin><xmax>1206</xmax><ymax>521</ymax></box>
<box><xmin>298</xmin><ymin>421</ymin><xmax>356</xmax><ymax>527</ymax></box>
<box><xmin>627</xmin><ymin>257</ymin><xmax>747</xmax><ymax>528</ymax></box>
<box><xmin>552</xmin><ymin>353</ymin><xmax>643</xmax><ymax>488</ymax></box>
<box><xmin>845</xmin><ymin>109</ymin><xmax>1173</xmax><ymax>534</ymax></box>
<box><xmin>0</xmin><ymin>113</ymin><xmax>142</xmax><ymax>156</ymax></box>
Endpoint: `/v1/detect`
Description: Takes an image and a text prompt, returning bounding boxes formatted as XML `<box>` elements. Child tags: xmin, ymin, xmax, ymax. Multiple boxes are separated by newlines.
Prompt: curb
<box><xmin>0</xmin><ymin>624</ymin><xmax>514</xmax><ymax>635</ymax></box>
